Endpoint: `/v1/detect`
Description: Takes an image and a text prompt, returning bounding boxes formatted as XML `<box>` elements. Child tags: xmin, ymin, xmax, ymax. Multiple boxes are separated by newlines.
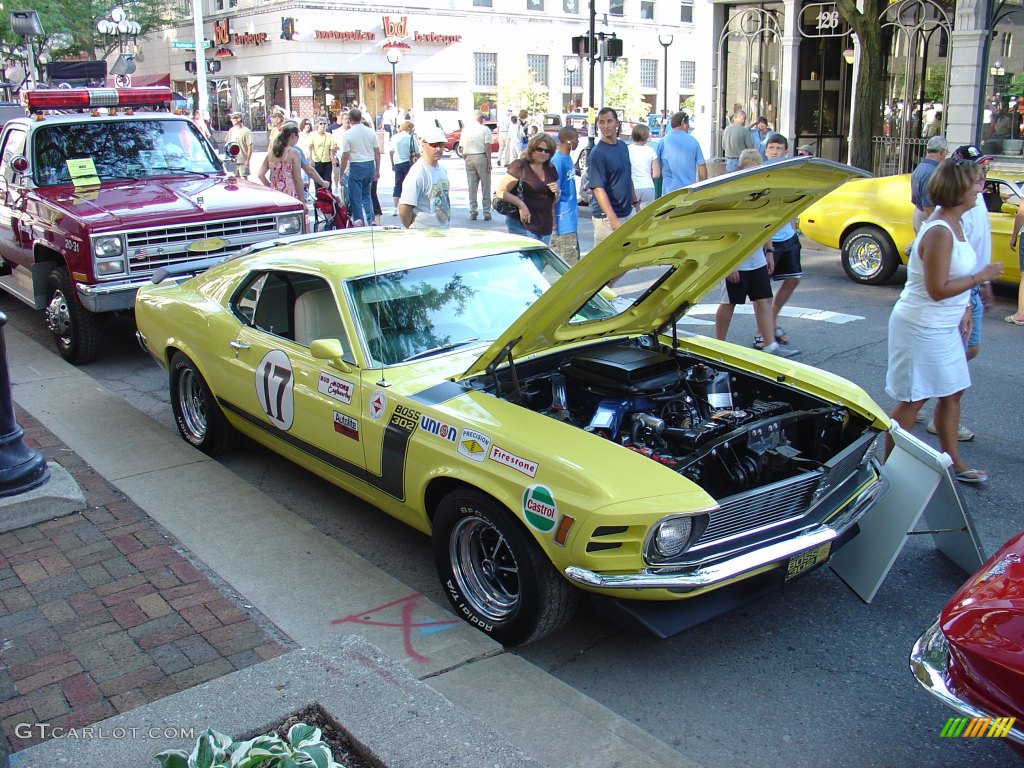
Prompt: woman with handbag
<box><xmin>389</xmin><ymin>121</ymin><xmax>418</xmax><ymax>217</ymax></box>
<box><xmin>494</xmin><ymin>133</ymin><xmax>560</xmax><ymax>244</ymax></box>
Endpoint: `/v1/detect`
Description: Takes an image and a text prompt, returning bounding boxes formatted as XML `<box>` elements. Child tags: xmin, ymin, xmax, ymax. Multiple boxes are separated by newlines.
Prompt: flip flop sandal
<box><xmin>955</xmin><ymin>468</ymin><xmax>989</xmax><ymax>484</ymax></box>
<box><xmin>1005</xmin><ymin>315</ymin><xmax>1024</xmax><ymax>326</ymax></box>
<box><xmin>774</xmin><ymin>327</ymin><xmax>790</xmax><ymax>345</ymax></box>
<box><xmin>753</xmin><ymin>335</ymin><xmax>767</xmax><ymax>350</ymax></box>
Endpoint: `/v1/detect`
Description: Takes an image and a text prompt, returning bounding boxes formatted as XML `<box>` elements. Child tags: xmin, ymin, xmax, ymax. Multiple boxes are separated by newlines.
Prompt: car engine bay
<box><xmin>486</xmin><ymin>340</ymin><xmax>875</xmax><ymax>500</ymax></box>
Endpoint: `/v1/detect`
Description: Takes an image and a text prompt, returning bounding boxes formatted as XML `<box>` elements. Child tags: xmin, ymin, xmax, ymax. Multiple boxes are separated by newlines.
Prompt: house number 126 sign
<box><xmin>800</xmin><ymin>3</ymin><xmax>851</xmax><ymax>38</ymax></box>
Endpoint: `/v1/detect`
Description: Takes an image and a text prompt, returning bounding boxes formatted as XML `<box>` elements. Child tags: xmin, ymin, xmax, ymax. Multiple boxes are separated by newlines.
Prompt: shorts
<box><xmin>967</xmin><ymin>287</ymin><xmax>983</xmax><ymax>347</ymax></box>
<box><xmin>592</xmin><ymin>212</ymin><xmax>633</xmax><ymax>247</ymax></box>
<box><xmin>721</xmin><ymin>265</ymin><xmax>772</xmax><ymax>304</ymax></box>
<box><xmin>550</xmin><ymin>231</ymin><xmax>580</xmax><ymax>264</ymax></box>
<box><xmin>771</xmin><ymin>233</ymin><xmax>802</xmax><ymax>280</ymax></box>
<box><xmin>1019</xmin><ymin>236</ymin><xmax>1024</xmax><ymax>270</ymax></box>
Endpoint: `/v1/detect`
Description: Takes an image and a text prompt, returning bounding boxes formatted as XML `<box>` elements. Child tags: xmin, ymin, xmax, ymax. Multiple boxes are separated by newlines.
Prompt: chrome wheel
<box><xmin>846</xmin><ymin>237</ymin><xmax>883</xmax><ymax>279</ymax></box>
<box><xmin>44</xmin><ymin>289</ymin><xmax>72</xmax><ymax>343</ymax></box>
<box><xmin>449</xmin><ymin>515</ymin><xmax>521</xmax><ymax>622</ymax></box>
<box><xmin>176</xmin><ymin>366</ymin><xmax>208</xmax><ymax>442</ymax></box>
<box><xmin>841</xmin><ymin>226</ymin><xmax>899</xmax><ymax>285</ymax></box>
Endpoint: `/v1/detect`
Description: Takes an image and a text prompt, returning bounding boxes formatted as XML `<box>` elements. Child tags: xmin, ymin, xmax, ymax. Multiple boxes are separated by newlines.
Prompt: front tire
<box><xmin>170</xmin><ymin>352</ymin><xmax>236</xmax><ymax>456</ymax></box>
<box><xmin>453</xmin><ymin>142</ymin><xmax>463</xmax><ymax>158</ymax></box>
<box><xmin>433</xmin><ymin>489</ymin><xmax>578</xmax><ymax>646</ymax></box>
<box><xmin>45</xmin><ymin>267</ymin><xmax>100</xmax><ymax>364</ymax></box>
<box><xmin>840</xmin><ymin>226</ymin><xmax>900</xmax><ymax>285</ymax></box>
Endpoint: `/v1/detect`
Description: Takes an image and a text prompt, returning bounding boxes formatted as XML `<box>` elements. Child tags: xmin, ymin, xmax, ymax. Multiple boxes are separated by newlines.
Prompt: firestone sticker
<box><xmin>369</xmin><ymin>390</ymin><xmax>387</xmax><ymax>420</ymax></box>
<box><xmin>457</xmin><ymin>429</ymin><xmax>491</xmax><ymax>462</ymax></box>
<box><xmin>522</xmin><ymin>485</ymin><xmax>557</xmax><ymax>533</ymax></box>
<box><xmin>420</xmin><ymin>415</ymin><xmax>458</xmax><ymax>443</ymax></box>
<box><xmin>489</xmin><ymin>445</ymin><xmax>538</xmax><ymax>477</ymax></box>
<box><xmin>333</xmin><ymin>411</ymin><xmax>359</xmax><ymax>440</ymax></box>
<box><xmin>318</xmin><ymin>372</ymin><xmax>354</xmax><ymax>405</ymax></box>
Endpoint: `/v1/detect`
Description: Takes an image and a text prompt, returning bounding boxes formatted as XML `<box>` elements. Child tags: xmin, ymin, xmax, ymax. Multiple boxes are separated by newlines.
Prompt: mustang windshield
<box><xmin>33</xmin><ymin>119</ymin><xmax>221</xmax><ymax>186</ymax></box>
<box><xmin>348</xmin><ymin>249</ymin><xmax>617</xmax><ymax>365</ymax></box>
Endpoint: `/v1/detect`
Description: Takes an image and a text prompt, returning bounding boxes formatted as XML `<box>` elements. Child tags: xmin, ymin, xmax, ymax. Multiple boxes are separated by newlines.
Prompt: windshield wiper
<box><xmin>402</xmin><ymin>337</ymin><xmax>481</xmax><ymax>362</ymax></box>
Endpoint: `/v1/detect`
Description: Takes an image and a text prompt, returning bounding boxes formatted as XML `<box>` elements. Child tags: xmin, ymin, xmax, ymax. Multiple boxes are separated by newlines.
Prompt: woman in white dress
<box><xmin>884</xmin><ymin>159</ymin><xmax>1002</xmax><ymax>483</ymax></box>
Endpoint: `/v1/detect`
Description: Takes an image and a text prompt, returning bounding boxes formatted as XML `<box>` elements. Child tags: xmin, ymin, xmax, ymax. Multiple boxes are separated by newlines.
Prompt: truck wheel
<box><xmin>45</xmin><ymin>267</ymin><xmax>100</xmax><ymax>364</ymax></box>
<box><xmin>433</xmin><ymin>489</ymin><xmax>578</xmax><ymax>646</ymax></box>
<box><xmin>453</xmin><ymin>142</ymin><xmax>463</xmax><ymax>158</ymax></box>
<box><xmin>170</xmin><ymin>352</ymin><xmax>237</xmax><ymax>456</ymax></box>
<box><xmin>840</xmin><ymin>226</ymin><xmax>900</xmax><ymax>285</ymax></box>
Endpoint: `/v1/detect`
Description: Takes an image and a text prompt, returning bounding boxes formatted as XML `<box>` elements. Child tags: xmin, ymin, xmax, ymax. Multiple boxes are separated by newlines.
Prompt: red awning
<box><xmin>105</xmin><ymin>73</ymin><xmax>171</xmax><ymax>88</ymax></box>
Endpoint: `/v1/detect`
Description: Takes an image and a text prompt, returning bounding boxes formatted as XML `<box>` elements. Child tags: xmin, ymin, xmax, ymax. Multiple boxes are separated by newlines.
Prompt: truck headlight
<box><xmin>93</xmin><ymin>235</ymin><xmax>124</xmax><ymax>257</ymax></box>
<box><xmin>277</xmin><ymin>213</ymin><xmax>303</xmax><ymax>234</ymax></box>
<box><xmin>95</xmin><ymin>259</ymin><xmax>125</xmax><ymax>276</ymax></box>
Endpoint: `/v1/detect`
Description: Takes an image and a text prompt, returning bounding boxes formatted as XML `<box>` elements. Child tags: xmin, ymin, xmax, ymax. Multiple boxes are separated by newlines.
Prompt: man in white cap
<box><xmin>225</xmin><ymin>112</ymin><xmax>252</xmax><ymax>179</ymax></box>
<box><xmin>399</xmin><ymin>125</ymin><xmax>451</xmax><ymax>228</ymax></box>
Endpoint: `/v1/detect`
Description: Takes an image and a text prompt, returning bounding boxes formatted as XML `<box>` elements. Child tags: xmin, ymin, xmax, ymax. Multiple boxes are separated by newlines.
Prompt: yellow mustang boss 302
<box><xmin>137</xmin><ymin>159</ymin><xmax>896</xmax><ymax>645</ymax></box>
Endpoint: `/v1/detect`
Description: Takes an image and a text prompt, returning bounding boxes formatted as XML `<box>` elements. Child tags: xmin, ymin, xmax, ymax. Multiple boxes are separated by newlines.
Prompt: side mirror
<box><xmin>309</xmin><ymin>338</ymin><xmax>353</xmax><ymax>372</ymax></box>
<box><xmin>1002</xmin><ymin>202</ymin><xmax>1018</xmax><ymax>216</ymax></box>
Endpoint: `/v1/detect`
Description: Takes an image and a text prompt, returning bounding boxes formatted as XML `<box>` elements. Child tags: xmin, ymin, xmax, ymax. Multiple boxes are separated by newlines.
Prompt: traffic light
<box><xmin>604</xmin><ymin>37</ymin><xmax>622</xmax><ymax>61</ymax></box>
<box><xmin>571</xmin><ymin>35</ymin><xmax>590</xmax><ymax>57</ymax></box>
<box><xmin>184</xmin><ymin>60</ymin><xmax>196</xmax><ymax>74</ymax></box>
<box><xmin>207</xmin><ymin>60</ymin><xmax>221</xmax><ymax>73</ymax></box>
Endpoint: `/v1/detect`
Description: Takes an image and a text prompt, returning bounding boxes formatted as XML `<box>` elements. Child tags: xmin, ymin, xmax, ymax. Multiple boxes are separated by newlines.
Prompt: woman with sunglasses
<box><xmin>495</xmin><ymin>133</ymin><xmax>560</xmax><ymax>244</ymax></box>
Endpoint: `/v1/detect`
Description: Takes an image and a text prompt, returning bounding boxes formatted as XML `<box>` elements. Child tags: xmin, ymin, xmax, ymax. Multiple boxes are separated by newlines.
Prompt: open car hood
<box><xmin>461</xmin><ymin>157</ymin><xmax>868</xmax><ymax>379</ymax></box>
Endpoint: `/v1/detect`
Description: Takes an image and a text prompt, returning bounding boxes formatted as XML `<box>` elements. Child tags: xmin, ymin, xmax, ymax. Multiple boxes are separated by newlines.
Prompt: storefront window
<box><xmin>719</xmin><ymin>6</ymin><xmax>783</xmax><ymax>133</ymax></box>
<box><xmin>983</xmin><ymin>18</ymin><xmax>1024</xmax><ymax>153</ymax></box>
<box><xmin>424</xmin><ymin>97</ymin><xmax>459</xmax><ymax>110</ymax></box>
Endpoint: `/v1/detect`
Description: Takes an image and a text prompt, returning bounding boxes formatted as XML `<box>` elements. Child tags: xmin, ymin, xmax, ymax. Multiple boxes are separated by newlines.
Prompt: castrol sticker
<box><xmin>318</xmin><ymin>372</ymin><xmax>354</xmax><ymax>404</ymax></box>
<box><xmin>522</xmin><ymin>485</ymin><xmax>557</xmax><ymax>533</ymax></box>
<box><xmin>488</xmin><ymin>445</ymin><xmax>538</xmax><ymax>477</ymax></box>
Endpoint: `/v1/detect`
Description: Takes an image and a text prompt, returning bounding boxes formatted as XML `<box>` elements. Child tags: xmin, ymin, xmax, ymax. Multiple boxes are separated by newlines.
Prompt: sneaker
<box><xmin>390</xmin><ymin>208</ymin><xmax>399</xmax><ymax>216</ymax></box>
<box><xmin>470</xmin><ymin>212</ymin><xmax>478</xmax><ymax>220</ymax></box>
<box><xmin>926</xmin><ymin>419</ymin><xmax>975</xmax><ymax>441</ymax></box>
<box><xmin>772</xmin><ymin>346</ymin><xmax>801</xmax><ymax>358</ymax></box>
<box><xmin>484</xmin><ymin>214</ymin><xmax>492</xmax><ymax>221</ymax></box>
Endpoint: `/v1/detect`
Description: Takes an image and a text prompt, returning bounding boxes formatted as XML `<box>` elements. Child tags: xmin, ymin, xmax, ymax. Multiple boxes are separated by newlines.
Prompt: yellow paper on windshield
<box><xmin>66</xmin><ymin>158</ymin><xmax>100</xmax><ymax>188</ymax></box>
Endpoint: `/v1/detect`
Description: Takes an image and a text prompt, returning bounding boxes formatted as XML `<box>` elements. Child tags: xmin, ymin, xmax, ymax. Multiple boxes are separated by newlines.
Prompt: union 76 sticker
<box><xmin>255</xmin><ymin>350</ymin><xmax>294</xmax><ymax>430</ymax></box>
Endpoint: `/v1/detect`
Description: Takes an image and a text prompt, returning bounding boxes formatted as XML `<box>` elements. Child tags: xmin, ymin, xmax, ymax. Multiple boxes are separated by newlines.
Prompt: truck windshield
<box><xmin>32</xmin><ymin>119</ymin><xmax>222</xmax><ymax>186</ymax></box>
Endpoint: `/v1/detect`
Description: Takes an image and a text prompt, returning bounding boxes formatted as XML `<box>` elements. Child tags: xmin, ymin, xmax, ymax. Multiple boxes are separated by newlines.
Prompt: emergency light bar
<box><xmin>25</xmin><ymin>87</ymin><xmax>173</xmax><ymax>113</ymax></box>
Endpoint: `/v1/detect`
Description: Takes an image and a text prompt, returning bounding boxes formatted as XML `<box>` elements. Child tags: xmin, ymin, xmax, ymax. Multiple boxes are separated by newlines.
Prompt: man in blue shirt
<box><xmin>910</xmin><ymin>135</ymin><xmax>948</xmax><ymax>231</ymax></box>
<box><xmin>551</xmin><ymin>126</ymin><xmax>580</xmax><ymax>264</ymax></box>
<box><xmin>588</xmin><ymin>107</ymin><xmax>637</xmax><ymax>248</ymax></box>
<box><xmin>656</xmin><ymin>111</ymin><xmax>707</xmax><ymax>194</ymax></box>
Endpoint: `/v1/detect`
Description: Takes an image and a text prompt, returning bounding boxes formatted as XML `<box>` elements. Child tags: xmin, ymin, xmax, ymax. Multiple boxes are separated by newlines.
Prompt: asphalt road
<box><xmin>4</xmin><ymin>158</ymin><xmax>1022</xmax><ymax>767</ymax></box>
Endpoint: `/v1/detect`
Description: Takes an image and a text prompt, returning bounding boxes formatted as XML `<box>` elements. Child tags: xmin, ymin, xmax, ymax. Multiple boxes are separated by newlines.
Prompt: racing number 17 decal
<box><xmin>255</xmin><ymin>350</ymin><xmax>295</xmax><ymax>430</ymax></box>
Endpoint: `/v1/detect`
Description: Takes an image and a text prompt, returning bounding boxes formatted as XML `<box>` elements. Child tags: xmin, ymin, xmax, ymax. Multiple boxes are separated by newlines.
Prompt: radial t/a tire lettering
<box><xmin>169</xmin><ymin>351</ymin><xmax>237</xmax><ymax>456</ymax></box>
<box><xmin>432</xmin><ymin>489</ymin><xmax>578</xmax><ymax>646</ymax></box>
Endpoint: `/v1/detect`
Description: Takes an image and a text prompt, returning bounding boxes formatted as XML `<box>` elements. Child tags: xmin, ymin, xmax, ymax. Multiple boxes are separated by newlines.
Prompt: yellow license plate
<box><xmin>785</xmin><ymin>542</ymin><xmax>831</xmax><ymax>581</ymax></box>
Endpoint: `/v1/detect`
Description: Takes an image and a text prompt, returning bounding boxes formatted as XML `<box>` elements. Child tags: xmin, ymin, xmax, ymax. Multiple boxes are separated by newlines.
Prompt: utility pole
<box><xmin>192</xmin><ymin>0</ymin><xmax>209</xmax><ymax>121</ymax></box>
<box><xmin>588</xmin><ymin>0</ymin><xmax>596</xmax><ymax>148</ymax></box>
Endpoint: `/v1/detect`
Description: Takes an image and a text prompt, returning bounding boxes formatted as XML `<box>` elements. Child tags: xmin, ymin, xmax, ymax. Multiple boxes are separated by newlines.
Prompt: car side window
<box><xmin>231</xmin><ymin>271</ymin><xmax>354</xmax><ymax>362</ymax></box>
<box><xmin>1</xmin><ymin>128</ymin><xmax>27</xmax><ymax>184</ymax></box>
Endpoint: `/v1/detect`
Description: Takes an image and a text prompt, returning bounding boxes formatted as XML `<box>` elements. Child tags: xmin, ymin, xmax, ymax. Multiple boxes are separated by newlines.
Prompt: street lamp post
<box><xmin>97</xmin><ymin>7</ymin><xmax>141</xmax><ymax>86</ymax></box>
<box><xmin>9</xmin><ymin>11</ymin><xmax>45</xmax><ymax>90</ymax></box>
<box><xmin>386</xmin><ymin>49</ymin><xmax>401</xmax><ymax>110</ymax></box>
<box><xmin>658</xmin><ymin>30</ymin><xmax>674</xmax><ymax>132</ymax></box>
<box><xmin>565</xmin><ymin>58</ymin><xmax>578</xmax><ymax>112</ymax></box>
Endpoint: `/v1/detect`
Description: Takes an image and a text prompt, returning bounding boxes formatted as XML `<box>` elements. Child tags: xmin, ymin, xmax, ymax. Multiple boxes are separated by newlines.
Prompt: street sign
<box><xmin>171</xmin><ymin>40</ymin><xmax>212</xmax><ymax>49</ymax></box>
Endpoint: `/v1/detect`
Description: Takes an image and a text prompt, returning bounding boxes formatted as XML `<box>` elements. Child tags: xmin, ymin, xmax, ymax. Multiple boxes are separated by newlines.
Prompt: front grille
<box><xmin>696</xmin><ymin>473</ymin><xmax>821</xmax><ymax>548</ymax></box>
<box><xmin>123</xmin><ymin>216</ymin><xmax>282</xmax><ymax>275</ymax></box>
<box><xmin>692</xmin><ymin>431</ymin><xmax>877</xmax><ymax>551</ymax></box>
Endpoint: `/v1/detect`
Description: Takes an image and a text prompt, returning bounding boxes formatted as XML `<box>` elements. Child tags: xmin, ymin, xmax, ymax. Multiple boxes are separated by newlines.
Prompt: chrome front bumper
<box><xmin>910</xmin><ymin>619</ymin><xmax>1024</xmax><ymax>746</ymax></box>
<box><xmin>564</xmin><ymin>473</ymin><xmax>884</xmax><ymax>592</ymax></box>
<box><xmin>76</xmin><ymin>279</ymin><xmax>151</xmax><ymax>312</ymax></box>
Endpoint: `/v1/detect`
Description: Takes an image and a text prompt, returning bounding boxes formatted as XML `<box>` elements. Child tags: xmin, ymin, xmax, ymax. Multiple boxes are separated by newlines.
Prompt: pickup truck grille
<box><xmin>124</xmin><ymin>216</ymin><xmax>281</xmax><ymax>275</ymax></box>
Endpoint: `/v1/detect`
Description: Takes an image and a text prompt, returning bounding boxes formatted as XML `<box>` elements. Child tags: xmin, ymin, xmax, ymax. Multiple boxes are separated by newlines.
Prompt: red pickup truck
<box><xmin>0</xmin><ymin>86</ymin><xmax>305</xmax><ymax>363</ymax></box>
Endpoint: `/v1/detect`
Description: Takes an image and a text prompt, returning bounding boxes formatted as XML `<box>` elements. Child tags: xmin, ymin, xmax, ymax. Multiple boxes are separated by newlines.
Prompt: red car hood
<box><xmin>35</xmin><ymin>176</ymin><xmax>301</xmax><ymax>230</ymax></box>
<box><xmin>941</xmin><ymin>531</ymin><xmax>1024</xmax><ymax>721</ymax></box>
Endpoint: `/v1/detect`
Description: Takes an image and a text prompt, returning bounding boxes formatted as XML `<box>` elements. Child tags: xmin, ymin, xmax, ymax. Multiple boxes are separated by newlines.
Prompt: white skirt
<box><xmin>885</xmin><ymin>310</ymin><xmax>970</xmax><ymax>402</ymax></box>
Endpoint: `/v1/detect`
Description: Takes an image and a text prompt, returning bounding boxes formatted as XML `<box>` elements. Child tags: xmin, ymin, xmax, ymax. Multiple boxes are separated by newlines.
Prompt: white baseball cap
<box><xmin>418</xmin><ymin>125</ymin><xmax>448</xmax><ymax>144</ymax></box>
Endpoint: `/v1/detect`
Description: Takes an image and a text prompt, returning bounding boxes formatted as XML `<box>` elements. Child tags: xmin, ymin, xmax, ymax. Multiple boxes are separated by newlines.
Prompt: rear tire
<box><xmin>840</xmin><ymin>226</ymin><xmax>900</xmax><ymax>285</ymax></box>
<box><xmin>433</xmin><ymin>489</ymin><xmax>578</xmax><ymax>646</ymax></box>
<box><xmin>454</xmin><ymin>142</ymin><xmax>463</xmax><ymax>158</ymax></box>
<box><xmin>169</xmin><ymin>352</ymin><xmax>237</xmax><ymax>456</ymax></box>
<box><xmin>45</xmin><ymin>267</ymin><xmax>100</xmax><ymax>364</ymax></box>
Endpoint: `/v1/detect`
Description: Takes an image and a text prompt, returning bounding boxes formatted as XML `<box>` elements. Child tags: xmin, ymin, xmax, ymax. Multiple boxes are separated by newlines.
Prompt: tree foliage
<box><xmin>498</xmin><ymin>68</ymin><xmax>549</xmax><ymax>116</ymax></box>
<box><xmin>0</xmin><ymin>0</ymin><xmax>178</xmax><ymax>87</ymax></box>
<box><xmin>603</xmin><ymin>61</ymin><xmax>651</xmax><ymax>121</ymax></box>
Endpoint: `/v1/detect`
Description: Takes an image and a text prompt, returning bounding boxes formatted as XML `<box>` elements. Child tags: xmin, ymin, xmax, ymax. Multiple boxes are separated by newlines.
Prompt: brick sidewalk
<box><xmin>0</xmin><ymin>408</ymin><xmax>291</xmax><ymax>754</ymax></box>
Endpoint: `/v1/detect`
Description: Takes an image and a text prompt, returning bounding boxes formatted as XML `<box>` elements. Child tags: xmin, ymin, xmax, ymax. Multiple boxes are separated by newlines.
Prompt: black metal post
<box><xmin>0</xmin><ymin>313</ymin><xmax>48</xmax><ymax>497</ymax></box>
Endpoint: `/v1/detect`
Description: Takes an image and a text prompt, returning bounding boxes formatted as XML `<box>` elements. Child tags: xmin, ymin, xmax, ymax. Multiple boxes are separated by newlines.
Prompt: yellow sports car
<box><xmin>799</xmin><ymin>172</ymin><xmax>1023</xmax><ymax>285</ymax></box>
<box><xmin>136</xmin><ymin>160</ymin><xmax>899</xmax><ymax>645</ymax></box>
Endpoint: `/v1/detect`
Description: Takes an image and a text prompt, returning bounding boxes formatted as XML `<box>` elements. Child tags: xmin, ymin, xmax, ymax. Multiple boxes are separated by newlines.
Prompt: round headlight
<box><xmin>653</xmin><ymin>517</ymin><xmax>693</xmax><ymax>559</ymax></box>
<box><xmin>93</xmin><ymin>235</ymin><xmax>124</xmax><ymax>258</ymax></box>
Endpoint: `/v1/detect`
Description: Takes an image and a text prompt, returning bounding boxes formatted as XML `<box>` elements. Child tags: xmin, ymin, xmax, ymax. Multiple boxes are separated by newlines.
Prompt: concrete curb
<box><xmin>0</xmin><ymin>462</ymin><xmax>85</xmax><ymax>533</ymax></box>
<box><xmin>12</xmin><ymin>635</ymin><xmax>539</xmax><ymax>768</ymax></box>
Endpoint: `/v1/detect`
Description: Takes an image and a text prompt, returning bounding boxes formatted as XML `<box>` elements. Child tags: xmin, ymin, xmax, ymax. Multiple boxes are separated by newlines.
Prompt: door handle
<box><xmin>229</xmin><ymin>340</ymin><xmax>250</xmax><ymax>357</ymax></box>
